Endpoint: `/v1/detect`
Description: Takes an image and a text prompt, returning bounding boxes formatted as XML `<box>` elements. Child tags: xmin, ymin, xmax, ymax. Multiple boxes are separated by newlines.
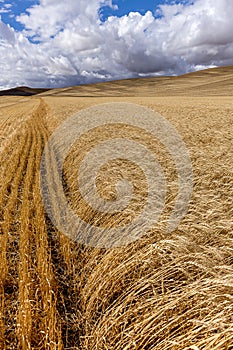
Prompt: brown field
<box><xmin>0</xmin><ymin>66</ymin><xmax>233</xmax><ymax>349</ymax></box>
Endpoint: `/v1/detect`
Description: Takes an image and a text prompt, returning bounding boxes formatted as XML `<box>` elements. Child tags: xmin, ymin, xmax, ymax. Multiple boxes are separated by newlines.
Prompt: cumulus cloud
<box><xmin>0</xmin><ymin>0</ymin><xmax>233</xmax><ymax>89</ymax></box>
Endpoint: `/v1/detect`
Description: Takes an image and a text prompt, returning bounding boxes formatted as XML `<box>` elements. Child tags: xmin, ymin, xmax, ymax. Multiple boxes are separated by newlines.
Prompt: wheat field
<box><xmin>0</xmin><ymin>66</ymin><xmax>233</xmax><ymax>349</ymax></box>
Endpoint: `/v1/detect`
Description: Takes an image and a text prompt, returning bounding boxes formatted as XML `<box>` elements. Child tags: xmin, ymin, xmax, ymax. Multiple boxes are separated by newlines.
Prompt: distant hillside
<box><xmin>1</xmin><ymin>65</ymin><xmax>233</xmax><ymax>98</ymax></box>
<box><xmin>0</xmin><ymin>86</ymin><xmax>50</xmax><ymax>96</ymax></box>
<box><xmin>40</xmin><ymin>65</ymin><xmax>233</xmax><ymax>97</ymax></box>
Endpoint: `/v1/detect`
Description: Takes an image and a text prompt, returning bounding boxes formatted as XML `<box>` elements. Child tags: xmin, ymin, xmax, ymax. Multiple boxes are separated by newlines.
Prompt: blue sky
<box><xmin>1</xmin><ymin>0</ymin><xmax>188</xmax><ymax>31</ymax></box>
<box><xmin>100</xmin><ymin>0</ymin><xmax>192</xmax><ymax>20</ymax></box>
<box><xmin>0</xmin><ymin>0</ymin><xmax>38</xmax><ymax>31</ymax></box>
<box><xmin>0</xmin><ymin>0</ymin><xmax>232</xmax><ymax>89</ymax></box>
<box><xmin>100</xmin><ymin>0</ymin><xmax>166</xmax><ymax>20</ymax></box>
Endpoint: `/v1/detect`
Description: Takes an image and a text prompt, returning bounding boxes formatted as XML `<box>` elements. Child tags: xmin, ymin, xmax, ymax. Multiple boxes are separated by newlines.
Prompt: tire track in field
<box><xmin>29</xmin><ymin>100</ymin><xmax>63</xmax><ymax>349</ymax></box>
<box><xmin>39</xmin><ymin>102</ymin><xmax>87</xmax><ymax>348</ymax></box>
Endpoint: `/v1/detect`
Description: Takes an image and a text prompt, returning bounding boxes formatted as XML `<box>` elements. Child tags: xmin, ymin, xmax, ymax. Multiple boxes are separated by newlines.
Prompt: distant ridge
<box><xmin>0</xmin><ymin>86</ymin><xmax>50</xmax><ymax>96</ymax></box>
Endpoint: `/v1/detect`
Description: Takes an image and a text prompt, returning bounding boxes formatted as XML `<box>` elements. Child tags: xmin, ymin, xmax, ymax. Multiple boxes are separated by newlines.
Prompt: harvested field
<box><xmin>0</xmin><ymin>66</ymin><xmax>233</xmax><ymax>349</ymax></box>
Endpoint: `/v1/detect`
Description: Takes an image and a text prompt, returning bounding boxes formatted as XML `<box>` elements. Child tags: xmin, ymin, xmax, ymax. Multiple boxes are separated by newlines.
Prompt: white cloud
<box><xmin>0</xmin><ymin>2</ymin><xmax>12</xmax><ymax>14</ymax></box>
<box><xmin>4</xmin><ymin>4</ymin><xmax>12</xmax><ymax>9</ymax></box>
<box><xmin>0</xmin><ymin>20</ymin><xmax>15</xmax><ymax>43</ymax></box>
<box><xmin>0</xmin><ymin>0</ymin><xmax>233</xmax><ymax>89</ymax></box>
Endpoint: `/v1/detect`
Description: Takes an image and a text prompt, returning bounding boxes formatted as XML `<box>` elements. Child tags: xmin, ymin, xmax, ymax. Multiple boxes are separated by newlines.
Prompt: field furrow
<box><xmin>31</xmin><ymin>103</ymin><xmax>63</xmax><ymax>349</ymax></box>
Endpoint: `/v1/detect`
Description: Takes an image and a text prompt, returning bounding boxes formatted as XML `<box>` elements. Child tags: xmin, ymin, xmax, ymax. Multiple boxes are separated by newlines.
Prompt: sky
<box><xmin>0</xmin><ymin>0</ymin><xmax>233</xmax><ymax>89</ymax></box>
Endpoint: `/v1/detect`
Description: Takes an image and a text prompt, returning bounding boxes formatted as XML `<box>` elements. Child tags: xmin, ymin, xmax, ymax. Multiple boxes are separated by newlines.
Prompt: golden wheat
<box><xmin>0</xmin><ymin>67</ymin><xmax>233</xmax><ymax>349</ymax></box>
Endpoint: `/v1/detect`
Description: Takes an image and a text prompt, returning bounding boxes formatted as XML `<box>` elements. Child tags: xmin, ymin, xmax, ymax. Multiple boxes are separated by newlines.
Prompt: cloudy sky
<box><xmin>0</xmin><ymin>0</ymin><xmax>233</xmax><ymax>89</ymax></box>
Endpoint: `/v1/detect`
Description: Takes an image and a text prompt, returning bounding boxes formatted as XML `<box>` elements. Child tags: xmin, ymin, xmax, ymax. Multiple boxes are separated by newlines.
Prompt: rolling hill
<box><xmin>0</xmin><ymin>86</ymin><xmax>50</xmax><ymax>96</ymax></box>
<box><xmin>40</xmin><ymin>65</ymin><xmax>233</xmax><ymax>97</ymax></box>
<box><xmin>0</xmin><ymin>65</ymin><xmax>232</xmax><ymax>349</ymax></box>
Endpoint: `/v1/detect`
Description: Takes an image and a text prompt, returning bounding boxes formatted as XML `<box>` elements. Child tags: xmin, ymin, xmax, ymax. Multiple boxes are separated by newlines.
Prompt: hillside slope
<box><xmin>40</xmin><ymin>65</ymin><xmax>233</xmax><ymax>97</ymax></box>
